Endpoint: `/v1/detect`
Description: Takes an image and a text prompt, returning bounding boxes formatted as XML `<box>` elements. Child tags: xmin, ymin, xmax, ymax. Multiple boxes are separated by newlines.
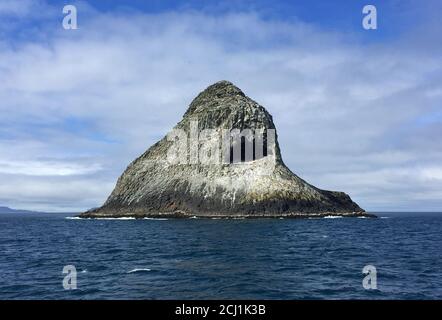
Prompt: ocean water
<box><xmin>0</xmin><ymin>212</ymin><xmax>441</xmax><ymax>299</ymax></box>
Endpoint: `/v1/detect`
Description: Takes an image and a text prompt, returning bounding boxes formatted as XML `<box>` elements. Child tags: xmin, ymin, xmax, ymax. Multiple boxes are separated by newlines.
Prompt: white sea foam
<box><xmin>100</xmin><ymin>217</ymin><xmax>136</xmax><ymax>220</ymax></box>
<box><xmin>67</xmin><ymin>216</ymin><xmax>169</xmax><ymax>220</ymax></box>
<box><xmin>127</xmin><ymin>268</ymin><xmax>151</xmax><ymax>273</ymax></box>
<box><xmin>323</xmin><ymin>216</ymin><xmax>343</xmax><ymax>219</ymax></box>
<box><xmin>65</xmin><ymin>216</ymin><xmax>136</xmax><ymax>220</ymax></box>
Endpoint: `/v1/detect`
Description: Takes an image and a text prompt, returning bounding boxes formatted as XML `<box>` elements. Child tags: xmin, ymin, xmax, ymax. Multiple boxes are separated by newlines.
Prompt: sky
<box><xmin>0</xmin><ymin>0</ymin><xmax>441</xmax><ymax>212</ymax></box>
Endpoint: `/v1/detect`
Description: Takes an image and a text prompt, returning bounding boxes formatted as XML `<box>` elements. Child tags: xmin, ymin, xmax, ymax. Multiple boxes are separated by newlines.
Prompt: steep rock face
<box><xmin>81</xmin><ymin>81</ymin><xmax>372</xmax><ymax>218</ymax></box>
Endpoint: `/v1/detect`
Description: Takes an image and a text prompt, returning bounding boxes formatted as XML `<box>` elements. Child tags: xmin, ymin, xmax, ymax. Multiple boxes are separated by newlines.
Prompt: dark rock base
<box><xmin>79</xmin><ymin>210</ymin><xmax>377</xmax><ymax>219</ymax></box>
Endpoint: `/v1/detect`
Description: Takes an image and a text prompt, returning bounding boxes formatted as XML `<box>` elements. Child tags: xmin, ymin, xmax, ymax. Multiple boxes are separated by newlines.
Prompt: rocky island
<box><xmin>81</xmin><ymin>81</ymin><xmax>374</xmax><ymax>219</ymax></box>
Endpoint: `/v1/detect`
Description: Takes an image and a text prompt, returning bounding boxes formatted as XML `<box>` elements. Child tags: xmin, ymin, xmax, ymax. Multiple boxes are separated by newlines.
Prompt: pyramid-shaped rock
<box><xmin>81</xmin><ymin>81</ymin><xmax>372</xmax><ymax>218</ymax></box>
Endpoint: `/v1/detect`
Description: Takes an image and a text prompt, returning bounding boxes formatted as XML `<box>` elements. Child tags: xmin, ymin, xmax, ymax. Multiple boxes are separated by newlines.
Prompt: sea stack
<box><xmin>81</xmin><ymin>81</ymin><xmax>373</xmax><ymax>218</ymax></box>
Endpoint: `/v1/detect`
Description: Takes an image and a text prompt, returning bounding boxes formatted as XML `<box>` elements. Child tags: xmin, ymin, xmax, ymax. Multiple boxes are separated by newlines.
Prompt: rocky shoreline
<box><xmin>80</xmin><ymin>211</ymin><xmax>377</xmax><ymax>219</ymax></box>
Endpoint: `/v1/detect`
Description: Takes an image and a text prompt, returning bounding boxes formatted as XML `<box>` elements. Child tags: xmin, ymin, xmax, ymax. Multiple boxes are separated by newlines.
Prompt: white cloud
<box><xmin>0</xmin><ymin>160</ymin><xmax>102</xmax><ymax>176</ymax></box>
<box><xmin>0</xmin><ymin>3</ymin><xmax>441</xmax><ymax>211</ymax></box>
<box><xmin>0</xmin><ymin>175</ymin><xmax>114</xmax><ymax>212</ymax></box>
<box><xmin>420</xmin><ymin>167</ymin><xmax>442</xmax><ymax>181</ymax></box>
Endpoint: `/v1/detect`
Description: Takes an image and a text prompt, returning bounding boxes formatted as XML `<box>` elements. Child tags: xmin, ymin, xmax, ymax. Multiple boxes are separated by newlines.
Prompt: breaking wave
<box><xmin>127</xmin><ymin>268</ymin><xmax>151</xmax><ymax>273</ymax></box>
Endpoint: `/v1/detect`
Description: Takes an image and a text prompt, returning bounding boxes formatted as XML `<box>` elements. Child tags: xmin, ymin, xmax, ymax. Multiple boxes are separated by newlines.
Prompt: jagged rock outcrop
<box><xmin>81</xmin><ymin>81</ymin><xmax>373</xmax><ymax>218</ymax></box>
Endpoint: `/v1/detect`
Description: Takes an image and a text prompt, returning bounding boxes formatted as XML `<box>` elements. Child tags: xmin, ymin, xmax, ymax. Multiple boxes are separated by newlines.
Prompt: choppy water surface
<box><xmin>1</xmin><ymin>212</ymin><xmax>441</xmax><ymax>299</ymax></box>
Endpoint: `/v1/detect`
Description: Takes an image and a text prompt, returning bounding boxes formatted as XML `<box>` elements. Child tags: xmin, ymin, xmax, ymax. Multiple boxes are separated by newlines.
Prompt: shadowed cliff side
<box><xmin>81</xmin><ymin>81</ymin><xmax>374</xmax><ymax>218</ymax></box>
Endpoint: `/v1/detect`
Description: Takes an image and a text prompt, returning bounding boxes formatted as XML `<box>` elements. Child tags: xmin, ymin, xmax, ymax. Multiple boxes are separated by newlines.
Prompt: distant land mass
<box><xmin>81</xmin><ymin>81</ymin><xmax>374</xmax><ymax>219</ymax></box>
<box><xmin>0</xmin><ymin>206</ymin><xmax>44</xmax><ymax>214</ymax></box>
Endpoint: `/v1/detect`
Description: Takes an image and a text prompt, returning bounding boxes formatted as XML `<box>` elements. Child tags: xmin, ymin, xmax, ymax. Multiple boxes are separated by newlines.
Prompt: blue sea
<box><xmin>0</xmin><ymin>212</ymin><xmax>441</xmax><ymax>300</ymax></box>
